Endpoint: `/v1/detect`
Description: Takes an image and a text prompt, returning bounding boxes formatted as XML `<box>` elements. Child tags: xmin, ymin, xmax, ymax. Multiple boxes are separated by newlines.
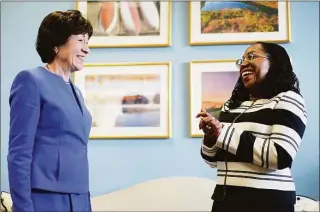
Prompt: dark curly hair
<box><xmin>225</xmin><ymin>41</ymin><xmax>301</xmax><ymax>109</ymax></box>
<box><xmin>36</xmin><ymin>10</ymin><xmax>93</xmax><ymax>63</ymax></box>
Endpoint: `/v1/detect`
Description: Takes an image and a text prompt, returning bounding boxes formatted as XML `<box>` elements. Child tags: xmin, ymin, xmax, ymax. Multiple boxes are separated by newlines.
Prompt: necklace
<box><xmin>46</xmin><ymin>64</ymin><xmax>70</xmax><ymax>84</ymax></box>
<box><xmin>222</xmin><ymin>100</ymin><xmax>255</xmax><ymax>199</ymax></box>
<box><xmin>231</xmin><ymin>101</ymin><xmax>255</xmax><ymax>125</ymax></box>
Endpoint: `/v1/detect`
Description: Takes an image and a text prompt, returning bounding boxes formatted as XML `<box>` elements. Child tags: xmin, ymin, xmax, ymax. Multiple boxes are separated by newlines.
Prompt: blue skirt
<box><xmin>31</xmin><ymin>189</ymin><xmax>91</xmax><ymax>212</ymax></box>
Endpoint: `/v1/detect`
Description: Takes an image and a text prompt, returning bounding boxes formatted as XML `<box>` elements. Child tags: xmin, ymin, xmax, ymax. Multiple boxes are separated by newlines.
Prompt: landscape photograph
<box><xmin>201</xmin><ymin>71</ymin><xmax>239</xmax><ymax>119</ymax></box>
<box><xmin>200</xmin><ymin>1</ymin><xmax>279</xmax><ymax>34</ymax></box>
<box><xmin>84</xmin><ymin>73</ymin><xmax>161</xmax><ymax>128</ymax></box>
<box><xmin>73</xmin><ymin>63</ymin><xmax>171</xmax><ymax>138</ymax></box>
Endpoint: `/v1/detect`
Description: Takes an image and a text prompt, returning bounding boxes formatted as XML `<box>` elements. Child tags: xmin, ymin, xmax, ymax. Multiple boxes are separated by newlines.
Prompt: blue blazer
<box><xmin>7</xmin><ymin>66</ymin><xmax>92</xmax><ymax>211</ymax></box>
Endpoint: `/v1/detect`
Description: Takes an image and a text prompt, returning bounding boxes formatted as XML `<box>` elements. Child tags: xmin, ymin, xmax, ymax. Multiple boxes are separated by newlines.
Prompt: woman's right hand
<box><xmin>196</xmin><ymin>108</ymin><xmax>223</xmax><ymax>138</ymax></box>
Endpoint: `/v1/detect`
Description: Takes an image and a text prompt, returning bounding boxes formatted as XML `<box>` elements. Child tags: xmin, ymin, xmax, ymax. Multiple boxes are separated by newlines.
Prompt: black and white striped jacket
<box><xmin>201</xmin><ymin>90</ymin><xmax>307</xmax><ymax>201</ymax></box>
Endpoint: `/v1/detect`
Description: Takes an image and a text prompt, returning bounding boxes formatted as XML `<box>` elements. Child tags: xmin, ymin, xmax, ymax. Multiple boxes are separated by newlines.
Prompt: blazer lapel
<box><xmin>69</xmin><ymin>81</ymin><xmax>84</xmax><ymax>115</ymax></box>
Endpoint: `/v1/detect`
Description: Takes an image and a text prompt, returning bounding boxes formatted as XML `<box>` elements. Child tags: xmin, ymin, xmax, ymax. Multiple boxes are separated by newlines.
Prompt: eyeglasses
<box><xmin>235</xmin><ymin>52</ymin><xmax>269</xmax><ymax>69</ymax></box>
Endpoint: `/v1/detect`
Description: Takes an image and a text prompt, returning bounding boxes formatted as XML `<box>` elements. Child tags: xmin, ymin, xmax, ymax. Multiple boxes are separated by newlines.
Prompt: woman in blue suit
<box><xmin>7</xmin><ymin>10</ymin><xmax>93</xmax><ymax>212</ymax></box>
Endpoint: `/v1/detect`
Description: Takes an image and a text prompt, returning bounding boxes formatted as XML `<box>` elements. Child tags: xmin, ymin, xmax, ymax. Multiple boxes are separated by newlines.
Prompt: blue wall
<box><xmin>1</xmin><ymin>2</ymin><xmax>319</xmax><ymax>200</ymax></box>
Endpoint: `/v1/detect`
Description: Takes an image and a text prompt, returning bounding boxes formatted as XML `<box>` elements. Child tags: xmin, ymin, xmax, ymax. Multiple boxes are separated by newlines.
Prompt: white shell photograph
<box><xmin>76</xmin><ymin>1</ymin><xmax>171</xmax><ymax>47</ymax></box>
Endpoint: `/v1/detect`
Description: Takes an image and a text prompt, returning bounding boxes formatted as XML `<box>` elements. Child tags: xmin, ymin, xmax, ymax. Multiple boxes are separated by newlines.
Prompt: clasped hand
<box><xmin>196</xmin><ymin>108</ymin><xmax>223</xmax><ymax>137</ymax></box>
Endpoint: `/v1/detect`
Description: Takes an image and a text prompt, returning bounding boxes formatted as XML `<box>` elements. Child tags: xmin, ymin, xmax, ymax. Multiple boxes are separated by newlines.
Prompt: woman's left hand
<box><xmin>196</xmin><ymin>108</ymin><xmax>223</xmax><ymax>137</ymax></box>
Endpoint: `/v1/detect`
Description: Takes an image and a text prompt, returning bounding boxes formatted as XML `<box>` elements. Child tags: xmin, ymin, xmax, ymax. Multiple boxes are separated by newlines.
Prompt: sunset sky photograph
<box><xmin>201</xmin><ymin>71</ymin><xmax>239</xmax><ymax>108</ymax></box>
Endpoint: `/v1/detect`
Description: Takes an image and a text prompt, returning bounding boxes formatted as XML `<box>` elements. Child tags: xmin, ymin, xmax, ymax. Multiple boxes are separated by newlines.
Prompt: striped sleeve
<box><xmin>200</xmin><ymin>135</ymin><xmax>219</xmax><ymax>168</ymax></box>
<box><xmin>215</xmin><ymin>91</ymin><xmax>307</xmax><ymax>170</ymax></box>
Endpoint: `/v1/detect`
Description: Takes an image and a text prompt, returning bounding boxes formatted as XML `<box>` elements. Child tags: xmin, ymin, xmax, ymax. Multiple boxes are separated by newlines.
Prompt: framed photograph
<box><xmin>73</xmin><ymin>62</ymin><xmax>171</xmax><ymax>139</ymax></box>
<box><xmin>189</xmin><ymin>1</ymin><xmax>291</xmax><ymax>45</ymax></box>
<box><xmin>189</xmin><ymin>60</ymin><xmax>239</xmax><ymax>137</ymax></box>
<box><xmin>76</xmin><ymin>1</ymin><xmax>171</xmax><ymax>47</ymax></box>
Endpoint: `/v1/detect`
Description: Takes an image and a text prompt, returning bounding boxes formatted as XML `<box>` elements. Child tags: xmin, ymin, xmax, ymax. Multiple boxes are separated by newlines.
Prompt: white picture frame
<box><xmin>189</xmin><ymin>1</ymin><xmax>291</xmax><ymax>45</ymax></box>
<box><xmin>73</xmin><ymin>62</ymin><xmax>171</xmax><ymax>139</ymax></box>
<box><xmin>189</xmin><ymin>60</ymin><xmax>239</xmax><ymax>137</ymax></box>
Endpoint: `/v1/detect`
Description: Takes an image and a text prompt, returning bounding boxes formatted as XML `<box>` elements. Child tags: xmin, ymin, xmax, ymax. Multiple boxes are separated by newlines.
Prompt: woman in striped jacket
<box><xmin>197</xmin><ymin>42</ymin><xmax>307</xmax><ymax>212</ymax></box>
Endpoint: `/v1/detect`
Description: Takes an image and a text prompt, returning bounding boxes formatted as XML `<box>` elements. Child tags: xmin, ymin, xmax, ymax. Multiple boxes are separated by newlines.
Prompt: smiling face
<box><xmin>55</xmin><ymin>34</ymin><xmax>90</xmax><ymax>72</ymax></box>
<box><xmin>239</xmin><ymin>44</ymin><xmax>270</xmax><ymax>90</ymax></box>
